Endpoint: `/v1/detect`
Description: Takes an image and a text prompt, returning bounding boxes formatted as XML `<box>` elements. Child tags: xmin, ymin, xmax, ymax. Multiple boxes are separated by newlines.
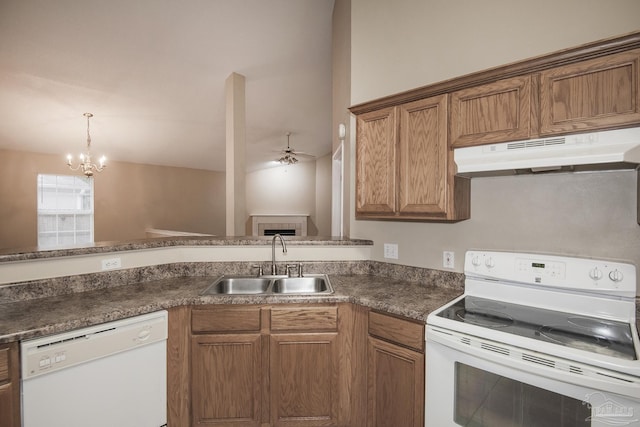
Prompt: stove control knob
<box><xmin>589</xmin><ymin>267</ymin><xmax>603</xmax><ymax>281</ymax></box>
<box><xmin>484</xmin><ymin>257</ymin><xmax>495</xmax><ymax>269</ymax></box>
<box><xmin>471</xmin><ymin>256</ymin><xmax>481</xmax><ymax>267</ymax></box>
<box><xmin>608</xmin><ymin>269</ymin><xmax>624</xmax><ymax>282</ymax></box>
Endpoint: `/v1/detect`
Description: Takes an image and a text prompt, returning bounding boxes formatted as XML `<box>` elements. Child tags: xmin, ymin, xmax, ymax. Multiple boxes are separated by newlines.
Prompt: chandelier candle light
<box><xmin>66</xmin><ymin>113</ymin><xmax>106</xmax><ymax>177</ymax></box>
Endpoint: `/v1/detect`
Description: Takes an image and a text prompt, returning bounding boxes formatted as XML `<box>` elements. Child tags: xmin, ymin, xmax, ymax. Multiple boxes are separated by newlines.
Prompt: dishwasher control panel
<box><xmin>21</xmin><ymin>311</ymin><xmax>168</xmax><ymax>379</ymax></box>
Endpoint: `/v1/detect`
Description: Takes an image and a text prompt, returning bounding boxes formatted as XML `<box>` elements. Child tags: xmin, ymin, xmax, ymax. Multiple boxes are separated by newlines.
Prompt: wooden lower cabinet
<box><xmin>169</xmin><ymin>303</ymin><xmax>428</xmax><ymax>427</ymax></box>
<box><xmin>367</xmin><ymin>337</ymin><xmax>425</xmax><ymax>427</ymax></box>
<box><xmin>367</xmin><ymin>311</ymin><xmax>425</xmax><ymax>427</ymax></box>
<box><xmin>183</xmin><ymin>304</ymin><xmax>342</xmax><ymax>427</ymax></box>
<box><xmin>0</xmin><ymin>342</ymin><xmax>20</xmax><ymax>427</ymax></box>
<box><xmin>191</xmin><ymin>334</ymin><xmax>263</xmax><ymax>426</ymax></box>
<box><xmin>270</xmin><ymin>333</ymin><xmax>339</xmax><ymax>426</ymax></box>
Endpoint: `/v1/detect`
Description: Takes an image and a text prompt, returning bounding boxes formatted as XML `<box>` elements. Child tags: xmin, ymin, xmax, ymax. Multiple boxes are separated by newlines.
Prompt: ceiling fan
<box><xmin>276</xmin><ymin>132</ymin><xmax>314</xmax><ymax>165</ymax></box>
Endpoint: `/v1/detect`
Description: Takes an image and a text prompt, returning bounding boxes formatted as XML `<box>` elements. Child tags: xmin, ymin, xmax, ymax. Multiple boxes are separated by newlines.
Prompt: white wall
<box><xmin>332</xmin><ymin>0</ymin><xmax>352</xmax><ymax>237</ymax></box>
<box><xmin>344</xmin><ymin>0</ymin><xmax>640</xmax><ymax>291</ymax></box>
<box><xmin>315</xmin><ymin>154</ymin><xmax>333</xmax><ymax>236</ymax></box>
<box><xmin>245</xmin><ymin>157</ymin><xmax>332</xmax><ymax>236</ymax></box>
<box><xmin>351</xmin><ymin>0</ymin><xmax>640</xmax><ymax>104</ymax></box>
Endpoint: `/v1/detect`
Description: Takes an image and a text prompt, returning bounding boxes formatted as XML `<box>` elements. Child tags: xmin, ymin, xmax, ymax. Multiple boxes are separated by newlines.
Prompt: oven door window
<box><xmin>455</xmin><ymin>362</ymin><xmax>590</xmax><ymax>426</ymax></box>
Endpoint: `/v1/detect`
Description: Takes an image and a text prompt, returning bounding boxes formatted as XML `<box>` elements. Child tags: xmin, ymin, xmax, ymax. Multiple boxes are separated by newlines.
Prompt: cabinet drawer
<box><xmin>191</xmin><ymin>306</ymin><xmax>261</xmax><ymax>333</ymax></box>
<box><xmin>368</xmin><ymin>311</ymin><xmax>424</xmax><ymax>352</ymax></box>
<box><xmin>0</xmin><ymin>346</ymin><xmax>8</xmax><ymax>383</ymax></box>
<box><xmin>271</xmin><ymin>306</ymin><xmax>338</xmax><ymax>332</ymax></box>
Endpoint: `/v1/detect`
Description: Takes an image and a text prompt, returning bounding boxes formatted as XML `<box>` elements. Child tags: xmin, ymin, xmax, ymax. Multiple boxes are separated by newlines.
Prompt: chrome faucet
<box><xmin>271</xmin><ymin>234</ymin><xmax>287</xmax><ymax>275</ymax></box>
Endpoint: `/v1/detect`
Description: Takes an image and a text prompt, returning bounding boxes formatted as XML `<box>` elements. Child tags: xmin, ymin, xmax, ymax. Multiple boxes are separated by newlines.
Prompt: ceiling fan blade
<box><xmin>272</xmin><ymin>132</ymin><xmax>316</xmax><ymax>163</ymax></box>
<box><xmin>292</xmin><ymin>151</ymin><xmax>315</xmax><ymax>158</ymax></box>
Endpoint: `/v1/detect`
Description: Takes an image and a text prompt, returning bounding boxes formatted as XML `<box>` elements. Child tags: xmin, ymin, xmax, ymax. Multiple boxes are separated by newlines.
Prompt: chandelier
<box><xmin>66</xmin><ymin>113</ymin><xmax>106</xmax><ymax>177</ymax></box>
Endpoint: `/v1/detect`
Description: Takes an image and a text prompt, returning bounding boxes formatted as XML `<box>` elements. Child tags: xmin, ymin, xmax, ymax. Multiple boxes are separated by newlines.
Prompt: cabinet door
<box><xmin>0</xmin><ymin>384</ymin><xmax>16</xmax><ymax>427</ymax></box>
<box><xmin>540</xmin><ymin>49</ymin><xmax>640</xmax><ymax>135</ymax></box>
<box><xmin>168</xmin><ymin>306</ymin><xmax>191</xmax><ymax>427</ymax></box>
<box><xmin>191</xmin><ymin>334</ymin><xmax>262</xmax><ymax>426</ymax></box>
<box><xmin>450</xmin><ymin>75</ymin><xmax>533</xmax><ymax>148</ymax></box>
<box><xmin>398</xmin><ymin>95</ymin><xmax>449</xmax><ymax>216</ymax></box>
<box><xmin>0</xmin><ymin>343</ymin><xmax>19</xmax><ymax>427</ymax></box>
<box><xmin>270</xmin><ymin>333</ymin><xmax>339</xmax><ymax>427</ymax></box>
<box><xmin>367</xmin><ymin>337</ymin><xmax>424</xmax><ymax>427</ymax></box>
<box><xmin>356</xmin><ymin>106</ymin><xmax>398</xmax><ymax>217</ymax></box>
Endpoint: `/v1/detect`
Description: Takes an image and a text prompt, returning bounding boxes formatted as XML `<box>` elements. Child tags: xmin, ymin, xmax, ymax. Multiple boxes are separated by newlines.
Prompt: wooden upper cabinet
<box><xmin>356</xmin><ymin>107</ymin><xmax>397</xmax><ymax>216</ymax></box>
<box><xmin>450</xmin><ymin>75</ymin><xmax>534</xmax><ymax>148</ymax></box>
<box><xmin>399</xmin><ymin>95</ymin><xmax>449</xmax><ymax>215</ymax></box>
<box><xmin>350</xmin><ymin>33</ymin><xmax>640</xmax><ymax>222</ymax></box>
<box><xmin>540</xmin><ymin>49</ymin><xmax>640</xmax><ymax>135</ymax></box>
<box><xmin>355</xmin><ymin>95</ymin><xmax>469</xmax><ymax>221</ymax></box>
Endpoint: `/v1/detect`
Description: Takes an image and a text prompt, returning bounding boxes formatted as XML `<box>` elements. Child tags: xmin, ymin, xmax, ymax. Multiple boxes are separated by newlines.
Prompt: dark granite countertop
<box><xmin>0</xmin><ymin>274</ymin><xmax>461</xmax><ymax>344</ymax></box>
<box><xmin>0</xmin><ymin>236</ymin><xmax>373</xmax><ymax>263</ymax></box>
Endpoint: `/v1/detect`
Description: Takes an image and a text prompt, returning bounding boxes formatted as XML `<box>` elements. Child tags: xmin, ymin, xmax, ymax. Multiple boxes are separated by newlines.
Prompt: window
<box><xmin>37</xmin><ymin>174</ymin><xmax>94</xmax><ymax>248</ymax></box>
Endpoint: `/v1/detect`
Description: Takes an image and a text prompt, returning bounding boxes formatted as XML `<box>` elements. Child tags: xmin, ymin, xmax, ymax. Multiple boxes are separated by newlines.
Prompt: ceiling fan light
<box><xmin>276</xmin><ymin>132</ymin><xmax>301</xmax><ymax>165</ymax></box>
<box><xmin>278</xmin><ymin>153</ymin><xmax>298</xmax><ymax>165</ymax></box>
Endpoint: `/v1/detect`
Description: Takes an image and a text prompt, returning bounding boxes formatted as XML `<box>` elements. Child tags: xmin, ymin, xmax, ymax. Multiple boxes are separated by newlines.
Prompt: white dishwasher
<box><xmin>21</xmin><ymin>310</ymin><xmax>168</xmax><ymax>427</ymax></box>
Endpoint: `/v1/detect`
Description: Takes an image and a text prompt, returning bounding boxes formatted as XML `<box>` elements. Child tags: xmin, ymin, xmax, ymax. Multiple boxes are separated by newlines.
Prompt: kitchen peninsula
<box><xmin>0</xmin><ymin>236</ymin><xmax>463</xmax><ymax>427</ymax></box>
<box><xmin>0</xmin><ymin>236</ymin><xmax>465</xmax><ymax>342</ymax></box>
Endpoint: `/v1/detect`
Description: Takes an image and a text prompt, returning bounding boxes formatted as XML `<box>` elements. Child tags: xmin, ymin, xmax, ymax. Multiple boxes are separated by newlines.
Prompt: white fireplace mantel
<box><xmin>250</xmin><ymin>214</ymin><xmax>308</xmax><ymax>236</ymax></box>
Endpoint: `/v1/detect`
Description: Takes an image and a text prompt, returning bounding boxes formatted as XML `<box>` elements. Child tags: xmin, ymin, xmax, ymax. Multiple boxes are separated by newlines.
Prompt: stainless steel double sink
<box><xmin>201</xmin><ymin>274</ymin><xmax>333</xmax><ymax>295</ymax></box>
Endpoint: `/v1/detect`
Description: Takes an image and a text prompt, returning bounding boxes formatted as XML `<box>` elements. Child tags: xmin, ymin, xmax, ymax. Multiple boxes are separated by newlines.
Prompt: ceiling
<box><xmin>0</xmin><ymin>0</ymin><xmax>335</xmax><ymax>172</ymax></box>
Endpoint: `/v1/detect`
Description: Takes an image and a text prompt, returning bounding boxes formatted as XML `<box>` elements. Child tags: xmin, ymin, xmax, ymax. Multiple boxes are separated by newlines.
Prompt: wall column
<box><xmin>225</xmin><ymin>72</ymin><xmax>247</xmax><ymax>236</ymax></box>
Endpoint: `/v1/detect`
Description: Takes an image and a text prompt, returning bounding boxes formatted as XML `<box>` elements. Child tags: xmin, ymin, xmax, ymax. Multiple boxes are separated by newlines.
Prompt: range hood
<box><xmin>454</xmin><ymin>127</ymin><xmax>640</xmax><ymax>176</ymax></box>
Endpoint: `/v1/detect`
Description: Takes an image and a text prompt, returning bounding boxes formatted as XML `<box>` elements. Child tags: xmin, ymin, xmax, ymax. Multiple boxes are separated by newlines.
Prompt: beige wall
<box><xmin>315</xmin><ymin>154</ymin><xmax>332</xmax><ymax>236</ymax></box>
<box><xmin>0</xmin><ymin>149</ymin><xmax>226</xmax><ymax>249</ymax></box>
<box><xmin>245</xmin><ymin>157</ymin><xmax>332</xmax><ymax>236</ymax></box>
<box><xmin>351</xmin><ymin>0</ymin><xmax>640</xmax><ymax>104</ymax></box>
<box><xmin>332</xmin><ymin>0</ymin><xmax>352</xmax><ymax>237</ymax></box>
<box><xmin>343</xmin><ymin>0</ymin><xmax>640</xmax><ymax>290</ymax></box>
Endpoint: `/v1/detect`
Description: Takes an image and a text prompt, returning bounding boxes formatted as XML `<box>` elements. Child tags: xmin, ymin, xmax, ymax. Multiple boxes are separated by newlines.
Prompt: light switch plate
<box><xmin>443</xmin><ymin>251</ymin><xmax>454</xmax><ymax>269</ymax></box>
<box><xmin>384</xmin><ymin>243</ymin><xmax>398</xmax><ymax>259</ymax></box>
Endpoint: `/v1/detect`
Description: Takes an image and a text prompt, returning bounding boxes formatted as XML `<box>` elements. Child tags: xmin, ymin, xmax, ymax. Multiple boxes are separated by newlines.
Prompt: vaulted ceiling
<box><xmin>0</xmin><ymin>0</ymin><xmax>334</xmax><ymax>172</ymax></box>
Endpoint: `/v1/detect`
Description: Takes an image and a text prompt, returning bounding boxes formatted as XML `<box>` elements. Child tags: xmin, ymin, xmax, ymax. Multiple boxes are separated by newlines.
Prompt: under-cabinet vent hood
<box><xmin>454</xmin><ymin>127</ymin><xmax>640</xmax><ymax>176</ymax></box>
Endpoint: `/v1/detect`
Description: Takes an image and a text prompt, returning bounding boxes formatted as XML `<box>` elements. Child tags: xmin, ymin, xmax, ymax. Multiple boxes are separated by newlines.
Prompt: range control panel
<box><xmin>465</xmin><ymin>251</ymin><xmax>636</xmax><ymax>297</ymax></box>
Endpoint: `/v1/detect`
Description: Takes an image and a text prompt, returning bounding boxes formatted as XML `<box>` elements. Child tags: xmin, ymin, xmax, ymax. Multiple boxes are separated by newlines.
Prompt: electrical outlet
<box><xmin>101</xmin><ymin>257</ymin><xmax>122</xmax><ymax>271</ymax></box>
<box><xmin>383</xmin><ymin>243</ymin><xmax>398</xmax><ymax>260</ymax></box>
<box><xmin>443</xmin><ymin>251</ymin><xmax>454</xmax><ymax>269</ymax></box>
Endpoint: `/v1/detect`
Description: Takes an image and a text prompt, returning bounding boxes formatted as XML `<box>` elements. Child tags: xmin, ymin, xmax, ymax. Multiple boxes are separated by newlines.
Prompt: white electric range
<box><xmin>426</xmin><ymin>250</ymin><xmax>640</xmax><ymax>427</ymax></box>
